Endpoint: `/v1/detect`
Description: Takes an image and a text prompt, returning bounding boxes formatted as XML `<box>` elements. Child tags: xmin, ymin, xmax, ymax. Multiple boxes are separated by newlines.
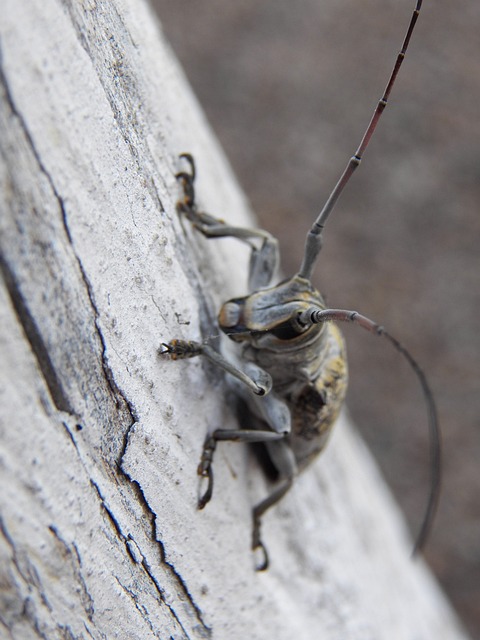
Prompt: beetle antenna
<box><xmin>299</xmin><ymin>306</ymin><xmax>441</xmax><ymax>553</ymax></box>
<box><xmin>298</xmin><ymin>0</ymin><xmax>423</xmax><ymax>280</ymax></box>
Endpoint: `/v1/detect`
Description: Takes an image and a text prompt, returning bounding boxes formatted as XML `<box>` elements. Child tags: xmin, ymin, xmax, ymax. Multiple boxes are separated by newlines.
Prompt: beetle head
<box><xmin>218</xmin><ymin>276</ymin><xmax>326</xmax><ymax>349</ymax></box>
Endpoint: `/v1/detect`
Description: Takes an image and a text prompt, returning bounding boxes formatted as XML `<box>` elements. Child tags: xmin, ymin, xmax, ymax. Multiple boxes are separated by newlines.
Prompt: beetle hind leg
<box><xmin>251</xmin><ymin>438</ymin><xmax>297</xmax><ymax>571</ymax></box>
<box><xmin>252</xmin><ymin>477</ymin><xmax>293</xmax><ymax>571</ymax></box>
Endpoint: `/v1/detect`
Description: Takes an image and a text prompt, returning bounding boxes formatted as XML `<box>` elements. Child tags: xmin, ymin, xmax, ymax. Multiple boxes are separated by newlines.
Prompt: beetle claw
<box><xmin>252</xmin><ymin>516</ymin><xmax>269</xmax><ymax>571</ymax></box>
<box><xmin>252</xmin><ymin>538</ymin><xmax>269</xmax><ymax>572</ymax></box>
<box><xmin>198</xmin><ymin>466</ymin><xmax>214</xmax><ymax>510</ymax></box>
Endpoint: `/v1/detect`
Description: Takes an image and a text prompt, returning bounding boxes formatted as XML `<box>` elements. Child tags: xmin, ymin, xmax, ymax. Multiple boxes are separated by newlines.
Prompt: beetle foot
<box><xmin>159</xmin><ymin>339</ymin><xmax>202</xmax><ymax>360</ymax></box>
<box><xmin>176</xmin><ymin>153</ymin><xmax>196</xmax><ymax>210</ymax></box>
<box><xmin>197</xmin><ymin>434</ymin><xmax>217</xmax><ymax>509</ymax></box>
<box><xmin>252</xmin><ymin>517</ymin><xmax>269</xmax><ymax>572</ymax></box>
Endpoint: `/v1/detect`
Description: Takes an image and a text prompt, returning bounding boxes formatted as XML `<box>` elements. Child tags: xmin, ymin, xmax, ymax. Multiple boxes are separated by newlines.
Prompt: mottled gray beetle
<box><xmin>161</xmin><ymin>0</ymin><xmax>441</xmax><ymax>570</ymax></box>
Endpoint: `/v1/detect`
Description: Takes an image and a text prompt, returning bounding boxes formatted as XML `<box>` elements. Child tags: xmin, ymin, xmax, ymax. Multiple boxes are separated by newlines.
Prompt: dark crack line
<box><xmin>0</xmin><ymin>517</ymin><xmax>53</xmax><ymax>639</ymax></box>
<box><xmin>115</xmin><ymin>577</ymin><xmax>164</xmax><ymax>639</ymax></box>
<box><xmin>61</xmin><ymin>0</ymin><xmax>171</xmax><ymax>218</ymax></box>
<box><xmin>47</xmin><ymin>526</ymin><xmax>95</xmax><ymax>622</ymax></box>
<box><xmin>0</xmin><ymin>515</ymin><xmax>27</xmax><ymax>584</ymax></box>
<box><xmin>0</xmin><ymin>45</ymin><xmax>74</xmax><ymax>413</ymax></box>
<box><xmin>0</xmin><ymin>253</ymin><xmax>75</xmax><ymax>414</ymax></box>
<box><xmin>1</xmin><ymin>515</ymin><xmax>54</xmax><ymax>617</ymax></box>
<box><xmin>117</xmin><ymin>444</ymin><xmax>212</xmax><ymax>638</ymax></box>
<box><xmin>83</xmin><ymin>621</ymin><xmax>101</xmax><ymax>640</ymax></box>
<box><xmin>89</xmin><ymin>480</ymin><xmax>193</xmax><ymax>639</ymax></box>
<box><xmin>0</xmin><ymin>45</ymin><xmax>71</xmax><ymax>244</ymax></box>
<box><xmin>71</xmin><ymin>251</ymin><xmax>131</xmax><ymax>409</ymax></box>
<box><xmin>91</xmin><ymin>475</ymin><xmax>210</xmax><ymax>638</ymax></box>
<box><xmin>23</xmin><ymin>598</ymin><xmax>50</xmax><ymax>640</ymax></box>
<box><xmin>2</xmin><ymin>472</ymin><xmax>107</xmax><ymax>639</ymax></box>
<box><xmin>1</xmin><ymin>40</ymin><xmax>136</xmax><ymax>433</ymax></box>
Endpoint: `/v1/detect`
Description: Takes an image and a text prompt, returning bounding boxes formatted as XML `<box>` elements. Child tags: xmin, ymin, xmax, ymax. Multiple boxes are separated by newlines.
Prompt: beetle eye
<box><xmin>270</xmin><ymin>318</ymin><xmax>305</xmax><ymax>340</ymax></box>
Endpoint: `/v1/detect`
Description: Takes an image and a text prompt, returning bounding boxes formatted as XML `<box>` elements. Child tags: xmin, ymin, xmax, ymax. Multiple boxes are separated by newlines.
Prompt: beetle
<box><xmin>160</xmin><ymin>0</ymin><xmax>441</xmax><ymax>570</ymax></box>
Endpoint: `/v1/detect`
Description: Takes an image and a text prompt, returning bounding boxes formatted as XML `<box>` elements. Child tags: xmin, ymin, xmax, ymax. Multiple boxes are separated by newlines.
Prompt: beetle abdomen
<box><xmin>289</xmin><ymin>323</ymin><xmax>348</xmax><ymax>469</ymax></box>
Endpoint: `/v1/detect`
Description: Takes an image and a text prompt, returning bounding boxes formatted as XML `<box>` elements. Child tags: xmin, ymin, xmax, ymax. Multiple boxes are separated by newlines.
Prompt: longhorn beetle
<box><xmin>161</xmin><ymin>0</ymin><xmax>441</xmax><ymax>570</ymax></box>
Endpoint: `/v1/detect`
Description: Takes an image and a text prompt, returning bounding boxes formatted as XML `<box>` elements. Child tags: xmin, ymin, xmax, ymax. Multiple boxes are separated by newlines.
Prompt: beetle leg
<box><xmin>176</xmin><ymin>154</ymin><xmax>279</xmax><ymax>290</ymax></box>
<box><xmin>161</xmin><ymin>336</ymin><xmax>298</xmax><ymax>568</ymax></box>
<box><xmin>197</xmin><ymin>428</ymin><xmax>285</xmax><ymax>509</ymax></box>
<box><xmin>252</xmin><ymin>439</ymin><xmax>297</xmax><ymax>571</ymax></box>
<box><xmin>189</xmin><ymin>217</ymin><xmax>278</xmax><ymax>292</ymax></box>
<box><xmin>197</xmin><ymin>427</ymin><xmax>296</xmax><ymax>571</ymax></box>
<box><xmin>252</xmin><ymin>478</ymin><xmax>293</xmax><ymax>571</ymax></box>
<box><xmin>160</xmin><ymin>339</ymin><xmax>272</xmax><ymax>396</ymax></box>
<box><xmin>183</xmin><ymin>213</ymin><xmax>279</xmax><ymax>292</ymax></box>
<box><xmin>228</xmin><ymin>385</ymin><xmax>297</xmax><ymax>569</ymax></box>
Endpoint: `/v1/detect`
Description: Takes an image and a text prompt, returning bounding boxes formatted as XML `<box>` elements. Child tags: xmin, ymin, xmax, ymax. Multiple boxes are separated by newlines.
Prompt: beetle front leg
<box><xmin>159</xmin><ymin>339</ymin><xmax>272</xmax><ymax>396</ymax></box>
<box><xmin>176</xmin><ymin>153</ymin><xmax>279</xmax><ymax>290</ymax></box>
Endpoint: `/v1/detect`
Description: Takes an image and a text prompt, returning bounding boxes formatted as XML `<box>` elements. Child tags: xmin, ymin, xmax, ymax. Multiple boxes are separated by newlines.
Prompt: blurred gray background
<box><xmin>155</xmin><ymin>1</ymin><xmax>480</xmax><ymax>636</ymax></box>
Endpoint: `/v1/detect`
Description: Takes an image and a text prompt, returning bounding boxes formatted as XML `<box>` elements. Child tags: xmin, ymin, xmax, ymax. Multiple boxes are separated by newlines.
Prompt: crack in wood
<box><xmin>90</xmin><ymin>478</ymin><xmax>211</xmax><ymax>638</ymax></box>
<box><xmin>0</xmin><ymin>254</ymin><xmax>75</xmax><ymax>414</ymax></box>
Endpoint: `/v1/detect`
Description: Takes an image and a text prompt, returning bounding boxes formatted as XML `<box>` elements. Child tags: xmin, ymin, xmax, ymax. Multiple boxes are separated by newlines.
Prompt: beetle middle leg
<box><xmin>197</xmin><ymin>427</ymin><xmax>286</xmax><ymax>509</ymax></box>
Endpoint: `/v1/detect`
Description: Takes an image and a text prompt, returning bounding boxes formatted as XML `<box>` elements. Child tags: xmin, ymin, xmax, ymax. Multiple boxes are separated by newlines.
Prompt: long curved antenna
<box><xmin>299</xmin><ymin>0</ymin><xmax>423</xmax><ymax>280</ymax></box>
<box><xmin>299</xmin><ymin>306</ymin><xmax>441</xmax><ymax>553</ymax></box>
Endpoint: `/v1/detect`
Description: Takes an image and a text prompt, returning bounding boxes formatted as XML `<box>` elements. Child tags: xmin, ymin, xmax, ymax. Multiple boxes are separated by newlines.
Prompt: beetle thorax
<box><xmin>218</xmin><ymin>275</ymin><xmax>336</xmax><ymax>390</ymax></box>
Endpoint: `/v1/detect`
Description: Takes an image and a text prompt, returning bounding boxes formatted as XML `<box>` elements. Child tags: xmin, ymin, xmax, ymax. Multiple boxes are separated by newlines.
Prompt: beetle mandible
<box><xmin>161</xmin><ymin>0</ymin><xmax>441</xmax><ymax>570</ymax></box>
